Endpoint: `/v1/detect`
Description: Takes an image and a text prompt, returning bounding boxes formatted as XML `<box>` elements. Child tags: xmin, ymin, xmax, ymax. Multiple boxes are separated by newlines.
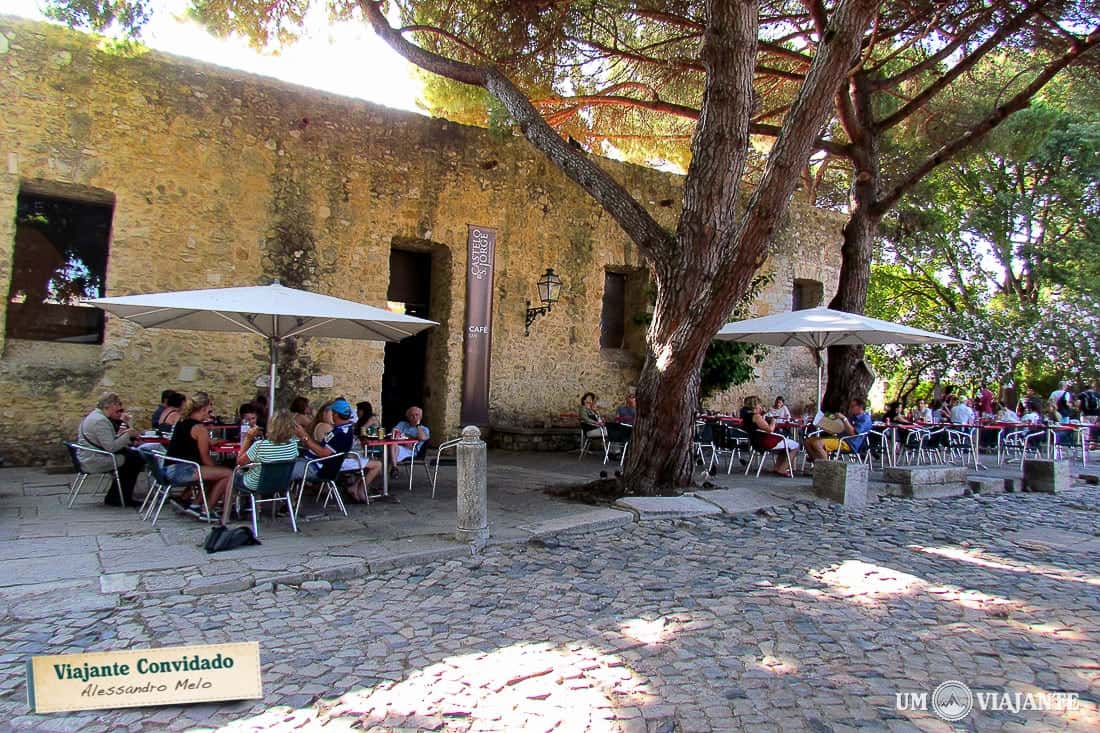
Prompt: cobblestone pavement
<box><xmin>2</xmin><ymin>486</ymin><xmax>1099</xmax><ymax>732</ymax></box>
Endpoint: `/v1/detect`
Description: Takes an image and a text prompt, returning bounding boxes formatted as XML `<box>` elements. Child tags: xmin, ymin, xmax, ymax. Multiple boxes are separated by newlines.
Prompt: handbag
<box><xmin>816</xmin><ymin>415</ymin><xmax>847</xmax><ymax>435</ymax></box>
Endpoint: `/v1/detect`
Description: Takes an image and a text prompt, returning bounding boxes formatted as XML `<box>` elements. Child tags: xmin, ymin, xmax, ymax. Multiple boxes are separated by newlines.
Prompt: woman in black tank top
<box><xmin>165</xmin><ymin>393</ymin><xmax>234</xmax><ymax>519</ymax></box>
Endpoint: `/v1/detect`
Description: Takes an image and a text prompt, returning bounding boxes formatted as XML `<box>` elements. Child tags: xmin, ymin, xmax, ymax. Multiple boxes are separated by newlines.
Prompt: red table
<box><xmin>361</xmin><ymin>438</ymin><xmax>420</xmax><ymax>496</ymax></box>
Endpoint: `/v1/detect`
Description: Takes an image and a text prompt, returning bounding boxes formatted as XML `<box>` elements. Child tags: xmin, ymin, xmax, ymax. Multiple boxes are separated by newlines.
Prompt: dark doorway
<box><xmin>382</xmin><ymin>249</ymin><xmax>432</xmax><ymax>428</ymax></box>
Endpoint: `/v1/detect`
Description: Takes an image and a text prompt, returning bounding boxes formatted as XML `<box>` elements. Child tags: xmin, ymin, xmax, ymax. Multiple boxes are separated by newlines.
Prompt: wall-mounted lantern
<box><xmin>524</xmin><ymin>268</ymin><xmax>562</xmax><ymax>336</ymax></box>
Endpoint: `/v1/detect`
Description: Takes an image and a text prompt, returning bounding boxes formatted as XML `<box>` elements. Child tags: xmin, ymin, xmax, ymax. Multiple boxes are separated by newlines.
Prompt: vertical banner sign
<box><xmin>462</xmin><ymin>225</ymin><xmax>496</xmax><ymax>425</ymax></box>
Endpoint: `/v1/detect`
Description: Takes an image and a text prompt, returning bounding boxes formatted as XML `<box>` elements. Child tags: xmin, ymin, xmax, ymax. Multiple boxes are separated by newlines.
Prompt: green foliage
<box><xmin>43</xmin><ymin>0</ymin><xmax>152</xmax><ymax>35</ymax></box>
<box><xmin>699</xmin><ymin>340</ymin><xmax>766</xmax><ymax>402</ymax></box>
<box><xmin>868</xmin><ymin>84</ymin><xmax>1100</xmax><ymax>395</ymax></box>
<box><xmin>698</xmin><ymin>273</ymin><xmax>773</xmax><ymax>401</ymax></box>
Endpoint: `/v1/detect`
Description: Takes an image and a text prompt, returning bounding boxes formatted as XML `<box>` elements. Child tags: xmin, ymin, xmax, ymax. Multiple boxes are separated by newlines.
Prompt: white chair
<box><xmin>427</xmin><ymin>437</ymin><xmax>463</xmax><ymax>497</ymax></box>
<box><xmin>141</xmin><ymin>453</ymin><xmax>212</xmax><ymax>525</ymax></box>
<box><xmin>578</xmin><ymin>426</ymin><xmax>607</xmax><ymax>461</ymax></box>
<box><xmin>295</xmin><ymin>453</ymin><xmax>348</xmax><ymax>520</ymax></box>
<box><xmin>745</xmin><ymin>435</ymin><xmax>792</xmax><ymax>477</ymax></box>
<box><xmin>64</xmin><ymin>442</ymin><xmax>122</xmax><ymax>508</ymax></box>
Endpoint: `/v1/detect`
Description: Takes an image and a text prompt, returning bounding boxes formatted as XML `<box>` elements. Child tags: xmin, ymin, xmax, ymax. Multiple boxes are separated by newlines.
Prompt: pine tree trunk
<box><xmin>824</xmin><ymin>71</ymin><xmax>880</xmax><ymax>411</ymax></box>
<box><xmin>623</xmin><ymin>351</ymin><xmax>702</xmax><ymax>495</ymax></box>
<box><xmin>823</xmin><ymin>181</ymin><xmax>879</xmax><ymax>411</ymax></box>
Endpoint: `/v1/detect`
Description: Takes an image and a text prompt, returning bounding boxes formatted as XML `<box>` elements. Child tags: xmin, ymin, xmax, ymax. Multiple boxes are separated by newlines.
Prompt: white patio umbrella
<box><xmin>88</xmin><ymin>280</ymin><xmax>437</xmax><ymax>418</ymax></box>
<box><xmin>715</xmin><ymin>306</ymin><xmax>964</xmax><ymax>407</ymax></box>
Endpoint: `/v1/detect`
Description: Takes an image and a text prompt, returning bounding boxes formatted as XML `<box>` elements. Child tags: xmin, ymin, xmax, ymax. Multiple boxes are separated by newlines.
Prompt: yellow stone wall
<box><xmin>0</xmin><ymin>16</ymin><xmax>844</xmax><ymax>464</ymax></box>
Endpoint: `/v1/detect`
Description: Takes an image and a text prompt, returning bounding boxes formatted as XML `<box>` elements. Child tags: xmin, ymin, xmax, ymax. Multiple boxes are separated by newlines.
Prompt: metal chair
<box><xmin>427</xmin><ymin>437</ymin><xmax>463</xmax><ymax>498</ymax></box>
<box><xmin>391</xmin><ymin>441</ymin><xmax>430</xmax><ymax>492</ymax></box>
<box><xmin>140</xmin><ymin>452</ymin><xmax>212</xmax><ymax>526</ymax></box>
<box><xmin>295</xmin><ymin>452</ymin><xmax>348</xmax><ymax>520</ymax></box>
<box><xmin>232</xmin><ymin>460</ymin><xmax>298</xmax><ymax>537</ymax></box>
<box><xmin>693</xmin><ymin>421</ymin><xmax>716</xmax><ymax>472</ymax></box>
<box><xmin>578</xmin><ymin>426</ymin><xmax>607</xmax><ymax>461</ymax></box>
<box><xmin>64</xmin><ymin>442</ymin><xmax>122</xmax><ymax>508</ymax></box>
<box><xmin>898</xmin><ymin>427</ymin><xmax>932</xmax><ymax>465</ymax></box>
<box><xmin>745</xmin><ymin>435</ymin><xmax>792</xmax><ymax>477</ymax></box>
<box><xmin>604</xmin><ymin>423</ymin><xmax>632</xmax><ymax>468</ymax></box>
<box><xmin>711</xmin><ymin>424</ymin><xmax>750</xmax><ymax>474</ymax></box>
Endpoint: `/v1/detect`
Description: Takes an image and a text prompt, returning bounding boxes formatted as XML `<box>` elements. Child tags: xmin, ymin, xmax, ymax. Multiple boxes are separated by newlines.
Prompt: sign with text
<box><xmin>462</xmin><ymin>225</ymin><xmax>496</xmax><ymax>425</ymax></box>
<box><xmin>27</xmin><ymin>642</ymin><xmax>262</xmax><ymax>714</ymax></box>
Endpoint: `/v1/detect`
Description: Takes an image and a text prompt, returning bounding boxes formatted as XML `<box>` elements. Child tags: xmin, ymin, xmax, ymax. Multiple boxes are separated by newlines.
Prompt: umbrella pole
<box><xmin>815</xmin><ymin>348</ymin><xmax>823</xmax><ymax>412</ymax></box>
<box><xmin>268</xmin><ymin>337</ymin><xmax>277</xmax><ymax>422</ymax></box>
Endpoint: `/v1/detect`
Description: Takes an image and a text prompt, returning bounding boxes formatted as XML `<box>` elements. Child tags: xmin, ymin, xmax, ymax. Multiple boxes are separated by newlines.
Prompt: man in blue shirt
<box><xmin>805</xmin><ymin>397</ymin><xmax>873</xmax><ymax>461</ymax></box>
<box><xmin>389</xmin><ymin>406</ymin><xmax>430</xmax><ymax>478</ymax></box>
<box><xmin>293</xmin><ymin>398</ymin><xmax>358</xmax><ymax>482</ymax></box>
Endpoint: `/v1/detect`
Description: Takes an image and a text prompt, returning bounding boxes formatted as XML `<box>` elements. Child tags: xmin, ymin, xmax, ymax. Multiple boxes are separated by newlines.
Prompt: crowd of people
<box><xmin>73</xmin><ymin>389</ymin><xmax>432</xmax><ymax>522</ymax></box>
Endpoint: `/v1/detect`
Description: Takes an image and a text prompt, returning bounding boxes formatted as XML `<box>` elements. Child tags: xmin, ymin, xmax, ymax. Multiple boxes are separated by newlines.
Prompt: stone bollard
<box><xmin>813</xmin><ymin>460</ymin><xmax>868</xmax><ymax>507</ymax></box>
<box><xmin>456</xmin><ymin>425</ymin><xmax>489</xmax><ymax>544</ymax></box>
<box><xmin>1022</xmin><ymin>458</ymin><xmax>1069</xmax><ymax>493</ymax></box>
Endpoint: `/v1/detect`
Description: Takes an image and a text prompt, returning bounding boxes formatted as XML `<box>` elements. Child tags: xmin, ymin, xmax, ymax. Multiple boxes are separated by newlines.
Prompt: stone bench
<box><xmin>881</xmin><ymin>465</ymin><xmax>968</xmax><ymax>499</ymax></box>
<box><xmin>489</xmin><ymin>425</ymin><xmax>580</xmax><ymax>452</ymax></box>
<box><xmin>813</xmin><ymin>460</ymin><xmax>868</xmax><ymax>507</ymax></box>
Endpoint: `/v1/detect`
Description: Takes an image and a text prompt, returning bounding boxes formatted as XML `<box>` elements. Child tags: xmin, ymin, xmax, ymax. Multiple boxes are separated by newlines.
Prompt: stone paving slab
<box><xmin>0</xmin><ymin>535</ymin><xmax>98</xmax><ymax>561</ymax></box>
<box><xmin>613</xmin><ymin>496</ymin><xmax>723</xmax><ymax>518</ymax></box>
<box><xmin>3</xmin><ymin>554</ymin><xmax>101</xmax><ymax>587</ymax></box>
<box><xmin>517</xmin><ymin>508</ymin><xmax>635</xmax><ymax>537</ymax></box>
<box><xmin>1005</xmin><ymin>527</ymin><xmax>1100</xmax><ymax>553</ymax></box>
<box><xmin>690</xmin><ymin>488</ymin><xmax>793</xmax><ymax>514</ymax></box>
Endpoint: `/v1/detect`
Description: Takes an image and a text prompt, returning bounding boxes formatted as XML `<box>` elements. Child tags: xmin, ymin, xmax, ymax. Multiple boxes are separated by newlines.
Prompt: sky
<box><xmin>5</xmin><ymin>0</ymin><xmax>425</xmax><ymax>113</ymax></box>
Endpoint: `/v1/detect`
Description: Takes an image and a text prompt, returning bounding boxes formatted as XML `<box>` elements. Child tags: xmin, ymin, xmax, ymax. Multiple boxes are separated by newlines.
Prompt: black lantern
<box><xmin>525</xmin><ymin>268</ymin><xmax>562</xmax><ymax>336</ymax></box>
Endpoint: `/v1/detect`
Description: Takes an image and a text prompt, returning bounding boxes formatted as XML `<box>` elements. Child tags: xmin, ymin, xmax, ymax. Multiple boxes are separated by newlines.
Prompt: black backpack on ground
<box><xmin>203</xmin><ymin>525</ymin><xmax>261</xmax><ymax>553</ymax></box>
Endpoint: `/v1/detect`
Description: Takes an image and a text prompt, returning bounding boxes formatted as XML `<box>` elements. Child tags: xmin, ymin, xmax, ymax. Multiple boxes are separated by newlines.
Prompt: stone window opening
<box><xmin>600</xmin><ymin>271</ymin><xmax>626</xmax><ymax>349</ymax></box>
<box><xmin>793</xmin><ymin>278</ymin><xmax>824</xmax><ymax>311</ymax></box>
<box><xmin>6</xmin><ymin>185</ymin><xmax>114</xmax><ymax>344</ymax></box>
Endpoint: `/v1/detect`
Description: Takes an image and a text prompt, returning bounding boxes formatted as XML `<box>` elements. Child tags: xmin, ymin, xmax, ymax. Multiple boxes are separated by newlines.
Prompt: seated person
<box><xmin>949</xmin><ymin>397</ymin><xmax>976</xmax><ymax>425</ymax></box>
<box><xmin>289</xmin><ymin>396</ymin><xmax>313</xmax><ymax>431</ymax></box>
<box><xmin>356</xmin><ymin>401</ymin><xmax>381</xmax><ymax>436</ymax></box>
<box><xmin>607</xmin><ymin>392</ymin><xmax>635</xmax><ymax>449</ymax></box>
<box><xmin>309</xmin><ymin>401</ymin><xmax>334</xmax><ymax>441</ymax></box>
<box><xmin>740</xmin><ymin>396</ymin><xmax>799</xmax><ymax>476</ymax></box>
<box><xmin>994</xmin><ymin>401</ymin><xmax>1020</xmax><ymax>423</ymax></box>
<box><xmin>220</xmin><ymin>409</ymin><xmax>301</xmax><ymax>524</ymax></box>
<box><xmin>908</xmin><ymin>398</ymin><xmax>933</xmax><ymax>423</ymax></box>
<box><xmin>151</xmin><ymin>389</ymin><xmax>177</xmax><ymax>429</ymax></box>
<box><xmin>765</xmin><ymin>396</ymin><xmax>792</xmax><ymax>421</ymax></box>
<box><xmin>231</xmin><ymin>402</ymin><xmax>261</xmax><ymax>442</ymax></box>
<box><xmin>292</xmin><ymin>398</ymin><xmax>374</xmax><ymax>487</ymax></box>
<box><xmin>76</xmin><ymin>392</ymin><xmax>142</xmax><ymax>508</ymax></box>
<box><xmin>251</xmin><ymin>393</ymin><xmax>269</xmax><ymax>430</ymax></box>
<box><xmin>155</xmin><ymin>391</ymin><xmax>186</xmax><ymax>434</ymax></box>
<box><xmin>805</xmin><ymin>398</ymin><xmax>873</xmax><ymax>462</ymax></box>
<box><xmin>166</xmin><ymin>392</ymin><xmax>234</xmax><ymax>517</ymax></box>
<box><xmin>389</xmin><ymin>406</ymin><xmax>431</xmax><ymax>477</ymax></box>
<box><xmin>882</xmin><ymin>400</ymin><xmax>911</xmax><ymax>424</ymax></box>
<box><xmin>1019</xmin><ymin>400</ymin><xmax>1042</xmax><ymax>423</ymax></box>
<box><xmin>614</xmin><ymin>391</ymin><xmax>636</xmax><ymax>424</ymax></box>
<box><xmin>580</xmin><ymin>392</ymin><xmax>606</xmax><ymax>439</ymax></box>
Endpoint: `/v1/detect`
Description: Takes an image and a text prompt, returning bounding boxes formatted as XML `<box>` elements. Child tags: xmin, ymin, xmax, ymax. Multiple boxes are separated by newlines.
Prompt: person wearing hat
<box><xmin>292</xmin><ymin>397</ymin><xmax>361</xmax><ymax>485</ymax></box>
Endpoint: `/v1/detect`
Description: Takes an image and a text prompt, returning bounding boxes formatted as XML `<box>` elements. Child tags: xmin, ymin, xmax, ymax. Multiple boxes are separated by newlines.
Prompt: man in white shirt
<box><xmin>949</xmin><ymin>396</ymin><xmax>976</xmax><ymax>425</ymax></box>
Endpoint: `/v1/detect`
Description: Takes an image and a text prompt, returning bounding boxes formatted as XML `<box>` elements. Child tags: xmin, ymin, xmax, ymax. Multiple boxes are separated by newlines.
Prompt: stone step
<box><xmin>882</xmin><ymin>465</ymin><xmax>969</xmax><ymax>486</ymax></box>
<box><xmin>905</xmin><ymin>483</ymin><xmax>967</xmax><ymax>499</ymax></box>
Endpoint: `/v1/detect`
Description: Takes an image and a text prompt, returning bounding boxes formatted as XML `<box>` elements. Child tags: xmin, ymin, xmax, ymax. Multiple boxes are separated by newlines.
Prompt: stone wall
<box><xmin>0</xmin><ymin>16</ymin><xmax>843</xmax><ymax>464</ymax></box>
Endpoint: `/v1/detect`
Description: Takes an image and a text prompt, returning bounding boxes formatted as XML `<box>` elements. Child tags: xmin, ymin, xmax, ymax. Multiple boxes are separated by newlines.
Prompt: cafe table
<box><xmin>359</xmin><ymin>437</ymin><xmax>420</xmax><ymax>496</ymax></box>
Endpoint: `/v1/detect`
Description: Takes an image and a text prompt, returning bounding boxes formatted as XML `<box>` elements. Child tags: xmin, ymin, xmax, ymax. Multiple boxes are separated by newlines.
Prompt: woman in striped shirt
<box><xmin>218</xmin><ymin>410</ymin><xmax>300</xmax><ymax>525</ymax></box>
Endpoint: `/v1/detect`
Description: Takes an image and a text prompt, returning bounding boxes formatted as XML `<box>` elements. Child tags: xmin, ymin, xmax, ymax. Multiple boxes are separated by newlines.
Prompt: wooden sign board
<box><xmin>27</xmin><ymin>642</ymin><xmax>262</xmax><ymax>714</ymax></box>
